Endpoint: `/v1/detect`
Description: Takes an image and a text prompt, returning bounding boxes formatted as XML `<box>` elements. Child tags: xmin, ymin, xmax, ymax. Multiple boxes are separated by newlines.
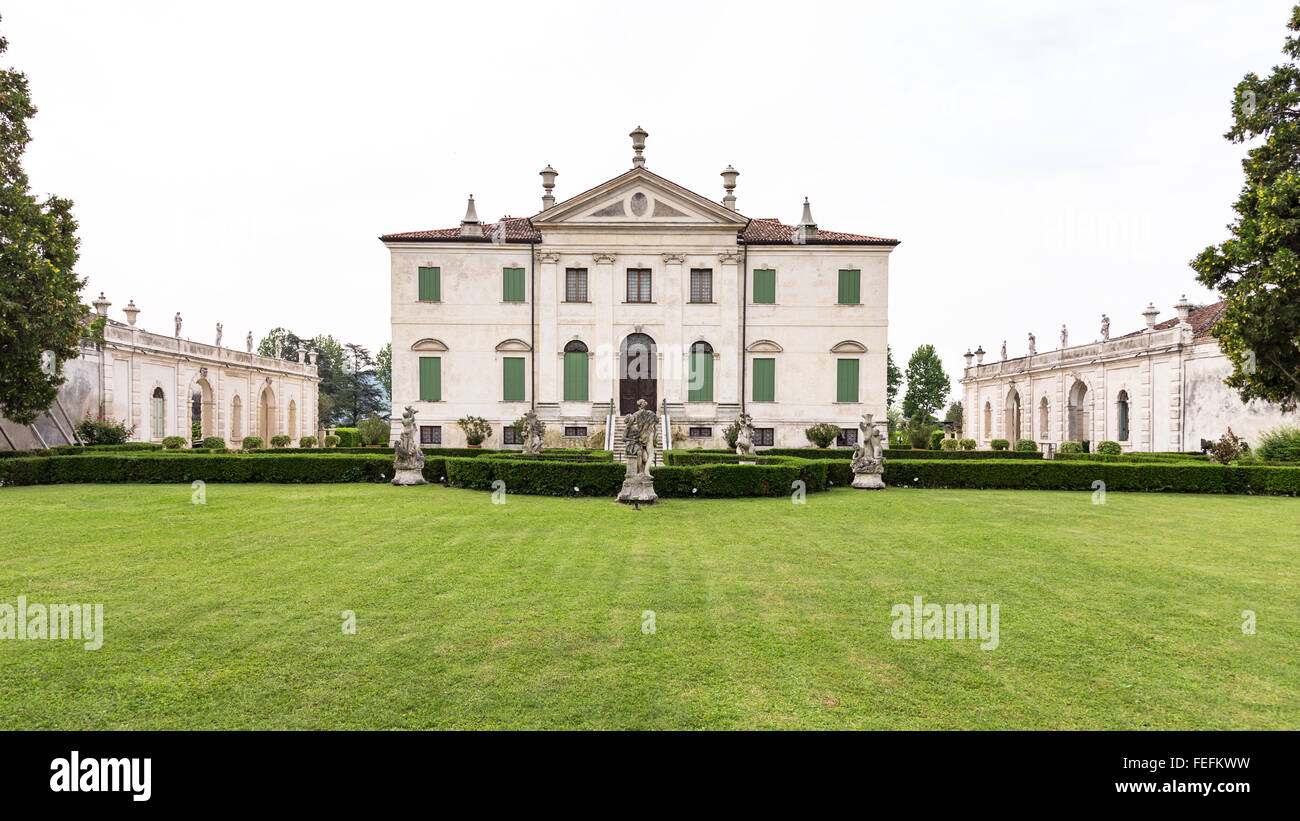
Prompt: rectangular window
<box><xmin>418</xmin><ymin>356</ymin><xmax>441</xmax><ymax>402</ymax></box>
<box><xmin>836</xmin><ymin>428</ymin><xmax>858</xmax><ymax>447</ymax></box>
<box><xmin>752</xmin><ymin>357</ymin><xmax>775</xmax><ymax>402</ymax></box>
<box><xmin>838</xmin><ymin>269</ymin><xmax>861</xmax><ymax>304</ymax></box>
<box><xmin>563</xmin><ymin>351</ymin><xmax>588</xmax><ymax>401</ymax></box>
<box><xmin>503</xmin><ymin>267</ymin><xmax>526</xmax><ymax>302</ymax></box>
<box><xmin>502</xmin><ymin>357</ymin><xmax>525</xmax><ymax>401</ymax></box>
<box><xmin>564</xmin><ymin>426</ymin><xmax>588</xmax><ymax>438</ymax></box>
<box><xmin>420</xmin><ymin>425</ymin><xmax>442</xmax><ymax>445</ymax></box>
<box><xmin>689</xmin><ymin>426</ymin><xmax>713</xmax><ymax>438</ymax></box>
<box><xmin>688</xmin><ymin>351</ymin><xmax>713</xmax><ymax>402</ymax></box>
<box><xmin>752</xmin><ymin>269</ymin><xmax>776</xmax><ymax>304</ymax></box>
<box><xmin>836</xmin><ymin>358</ymin><xmax>860</xmax><ymax>403</ymax></box>
<box><xmin>689</xmin><ymin>268</ymin><xmax>713</xmax><ymax>303</ymax></box>
<box><xmin>626</xmin><ymin>268</ymin><xmax>652</xmax><ymax>302</ymax></box>
<box><xmin>754</xmin><ymin>427</ymin><xmax>774</xmax><ymax>447</ymax></box>
<box><xmin>418</xmin><ymin>266</ymin><xmax>441</xmax><ymax>302</ymax></box>
<box><xmin>503</xmin><ymin>426</ymin><xmax>521</xmax><ymax>445</ymax></box>
<box><xmin>565</xmin><ymin>268</ymin><xmax>588</xmax><ymax>302</ymax></box>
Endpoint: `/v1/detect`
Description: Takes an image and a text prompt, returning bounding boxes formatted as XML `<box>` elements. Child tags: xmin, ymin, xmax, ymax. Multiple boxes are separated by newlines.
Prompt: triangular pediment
<box><xmin>533</xmin><ymin>167</ymin><xmax>748</xmax><ymax>228</ymax></box>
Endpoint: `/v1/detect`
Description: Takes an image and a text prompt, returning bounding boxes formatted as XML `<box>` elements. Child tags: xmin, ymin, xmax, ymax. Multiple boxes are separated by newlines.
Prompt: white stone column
<box><xmin>717</xmin><ymin>251</ymin><xmax>741</xmax><ymax>405</ymax></box>
<box><xmin>662</xmin><ymin>253</ymin><xmax>685</xmax><ymax>403</ymax></box>
<box><xmin>538</xmin><ymin>252</ymin><xmax>560</xmax><ymax>403</ymax></box>
<box><xmin>593</xmin><ymin>252</ymin><xmax>617</xmax><ymax>403</ymax></box>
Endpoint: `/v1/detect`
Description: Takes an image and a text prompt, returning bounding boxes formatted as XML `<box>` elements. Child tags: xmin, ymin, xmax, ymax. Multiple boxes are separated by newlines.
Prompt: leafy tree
<box><xmin>0</xmin><ymin>22</ymin><xmax>84</xmax><ymax>425</ymax></box>
<box><xmin>309</xmin><ymin>333</ymin><xmax>348</xmax><ymax>425</ymax></box>
<box><xmin>256</xmin><ymin>327</ymin><xmax>303</xmax><ymax>360</ymax></box>
<box><xmin>886</xmin><ymin>345</ymin><xmax>903</xmax><ymax>408</ymax></box>
<box><xmin>1192</xmin><ymin>4</ymin><xmax>1300</xmax><ymax>411</ymax></box>
<box><xmin>944</xmin><ymin>400</ymin><xmax>964</xmax><ymax>426</ymax></box>
<box><xmin>339</xmin><ymin>343</ymin><xmax>385</xmax><ymax>426</ymax></box>
<box><xmin>901</xmin><ymin>344</ymin><xmax>950</xmax><ymax>422</ymax></box>
<box><xmin>375</xmin><ymin>342</ymin><xmax>392</xmax><ymax>403</ymax></box>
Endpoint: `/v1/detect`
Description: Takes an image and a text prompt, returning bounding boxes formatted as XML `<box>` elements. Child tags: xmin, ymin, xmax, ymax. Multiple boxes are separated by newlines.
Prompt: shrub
<box><xmin>1257</xmin><ymin>425</ymin><xmax>1300</xmax><ymax>463</ymax></box>
<box><xmin>1096</xmin><ymin>440</ymin><xmax>1122</xmax><ymax>455</ymax></box>
<box><xmin>990</xmin><ymin>439</ymin><xmax>1009</xmax><ymax>451</ymax></box>
<box><xmin>270</xmin><ymin>435</ymin><xmax>291</xmax><ymax>448</ymax></box>
<box><xmin>653</xmin><ymin>455</ymin><xmax>831</xmax><ymax>497</ymax></box>
<box><xmin>1206</xmin><ymin>429</ymin><xmax>1249</xmax><ymax>464</ymax></box>
<box><xmin>74</xmin><ymin>414</ymin><xmax>136</xmax><ymax>445</ymax></box>
<box><xmin>324</xmin><ymin>435</ymin><xmax>340</xmax><ymax>448</ymax></box>
<box><xmin>201</xmin><ymin>437</ymin><xmax>226</xmax><ymax>450</ymax></box>
<box><xmin>457</xmin><ymin>416</ymin><xmax>492</xmax><ymax>446</ymax></box>
<box><xmin>723</xmin><ymin>422</ymin><xmax>740</xmax><ymax>449</ymax></box>
<box><xmin>958</xmin><ymin>438</ymin><xmax>976</xmax><ymax>450</ymax></box>
<box><xmin>1015</xmin><ymin>439</ymin><xmax>1038</xmax><ymax>452</ymax></box>
<box><xmin>334</xmin><ymin>428</ymin><xmax>359</xmax><ymax>447</ymax></box>
<box><xmin>191</xmin><ymin>421</ymin><xmax>201</xmax><ymax>442</ymax></box>
<box><xmin>1058</xmin><ymin>441</ymin><xmax>1082</xmax><ymax>454</ymax></box>
<box><xmin>443</xmin><ymin>456</ymin><xmax>626</xmax><ymax>496</ymax></box>
<box><xmin>939</xmin><ymin>438</ymin><xmax>959</xmax><ymax>451</ymax></box>
<box><xmin>882</xmin><ymin>458</ymin><xmax>1300</xmax><ymax>495</ymax></box>
<box><xmin>299</xmin><ymin>436</ymin><xmax>317</xmax><ymax>448</ymax></box>
<box><xmin>357</xmin><ymin>415</ymin><xmax>390</xmax><ymax>446</ymax></box>
<box><xmin>805</xmin><ymin>423</ymin><xmax>841</xmax><ymax>449</ymax></box>
<box><xmin>242</xmin><ymin>436</ymin><xmax>264</xmax><ymax>450</ymax></box>
<box><xmin>0</xmin><ymin>453</ymin><xmax>396</xmax><ymax>485</ymax></box>
<box><xmin>929</xmin><ymin>430</ymin><xmax>946</xmax><ymax>450</ymax></box>
<box><xmin>161</xmin><ymin>436</ymin><xmax>187</xmax><ymax>450</ymax></box>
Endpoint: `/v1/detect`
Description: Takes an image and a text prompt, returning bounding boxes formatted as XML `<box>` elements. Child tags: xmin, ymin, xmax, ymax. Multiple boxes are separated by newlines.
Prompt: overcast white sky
<box><xmin>5</xmin><ymin>0</ymin><xmax>1292</xmax><ymax>401</ymax></box>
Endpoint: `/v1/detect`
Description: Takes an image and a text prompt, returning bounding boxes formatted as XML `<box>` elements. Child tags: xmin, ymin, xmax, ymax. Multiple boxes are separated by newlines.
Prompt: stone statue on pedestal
<box><xmin>1027</xmin><ymin>332</ymin><xmax>1037</xmax><ymax>356</ymax></box>
<box><xmin>518</xmin><ymin>409</ymin><xmax>544</xmax><ymax>455</ymax></box>
<box><xmin>851</xmin><ymin>413</ymin><xmax>886</xmax><ymax>490</ymax></box>
<box><xmin>246</xmin><ymin>331</ymin><xmax>253</xmax><ymax>353</ymax></box>
<box><xmin>735</xmin><ymin>412</ymin><xmax>755</xmax><ymax>459</ymax></box>
<box><xmin>215</xmin><ymin>323</ymin><xmax>223</xmax><ymax>347</ymax></box>
<box><xmin>1101</xmin><ymin>314</ymin><xmax>1110</xmax><ymax>341</ymax></box>
<box><xmin>1060</xmin><ymin>324</ymin><xmax>1067</xmax><ymax>348</ymax></box>
<box><xmin>617</xmin><ymin>398</ymin><xmax>659</xmax><ymax>504</ymax></box>
<box><xmin>1000</xmin><ymin>340</ymin><xmax>1007</xmax><ymax>360</ymax></box>
<box><xmin>174</xmin><ymin>312</ymin><xmax>183</xmax><ymax>337</ymax></box>
<box><xmin>391</xmin><ymin>405</ymin><xmax>427</xmax><ymax>486</ymax></box>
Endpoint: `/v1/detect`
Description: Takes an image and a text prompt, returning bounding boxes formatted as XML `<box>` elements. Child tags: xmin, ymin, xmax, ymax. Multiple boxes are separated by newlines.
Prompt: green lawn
<box><xmin>0</xmin><ymin>484</ymin><xmax>1296</xmax><ymax>730</ymax></box>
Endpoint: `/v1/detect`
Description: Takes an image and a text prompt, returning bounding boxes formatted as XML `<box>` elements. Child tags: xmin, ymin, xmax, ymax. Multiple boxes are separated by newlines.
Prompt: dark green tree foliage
<box><xmin>340</xmin><ymin>343</ymin><xmax>385</xmax><ymax>427</ymax></box>
<box><xmin>0</xmin><ymin>22</ymin><xmax>84</xmax><ymax>424</ymax></box>
<box><xmin>1193</xmin><ymin>5</ymin><xmax>1300</xmax><ymax>411</ymax></box>
<box><xmin>901</xmin><ymin>344</ymin><xmax>950</xmax><ymax>422</ymax></box>
<box><xmin>375</xmin><ymin>342</ymin><xmax>392</xmax><ymax>403</ymax></box>
<box><xmin>886</xmin><ymin>345</ymin><xmax>903</xmax><ymax>407</ymax></box>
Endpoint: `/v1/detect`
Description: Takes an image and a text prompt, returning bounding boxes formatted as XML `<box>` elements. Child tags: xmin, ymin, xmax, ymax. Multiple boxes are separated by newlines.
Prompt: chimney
<box><xmin>123</xmin><ymin>299</ymin><xmax>139</xmax><ymax>326</ymax></box>
<box><xmin>629</xmin><ymin>125</ymin><xmax>648</xmax><ymax>168</ymax></box>
<box><xmin>539</xmin><ymin>165</ymin><xmax>557</xmax><ymax>209</ymax></box>
<box><xmin>721</xmin><ymin>165</ymin><xmax>739</xmax><ymax>210</ymax></box>
<box><xmin>92</xmin><ymin>292</ymin><xmax>110</xmax><ymax>318</ymax></box>
<box><xmin>1174</xmin><ymin>294</ymin><xmax>1193</xmax><ymax>327</ymax></box>
<box><xmin>795</xmin><ymin>197</ymin><xmax>818</xmax><ymax>243</ymax></box>
<box><xmin>974</xmin><ymin>345</ymin><xmax>985</xmax><ymax>365</ymax></box>
<box><xmin>963</xmin><ymin>349</ymin><xmax>974</xmax><ymax>368</ymax></box>
<box><xmin>459</xmin><ymin>195</ymin><xmax>482</xmax><ymax>237</ymax></box>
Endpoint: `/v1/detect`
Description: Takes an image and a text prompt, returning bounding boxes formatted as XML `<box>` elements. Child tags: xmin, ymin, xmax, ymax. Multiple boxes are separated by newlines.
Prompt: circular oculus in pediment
<box><xmin>630</xmin><ymin>192</ymin><xmax>649</xmax><ymax>217</ymax></box>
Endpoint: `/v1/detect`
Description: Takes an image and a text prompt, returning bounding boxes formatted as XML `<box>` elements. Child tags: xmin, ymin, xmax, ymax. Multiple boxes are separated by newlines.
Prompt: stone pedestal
<box><xmin>617</xmin><ymin>473</ymin><xmax>658</xmax><ymax>504</ymax></box>
<box><xmin>851</xmin><ymin>470</ymin><xmax>885</xmax><ymax>490</ymax></box>
<box><xmin>391</xmin><ymin>467</ymin><xmax>426</xmax><ymax>486</ymax></box>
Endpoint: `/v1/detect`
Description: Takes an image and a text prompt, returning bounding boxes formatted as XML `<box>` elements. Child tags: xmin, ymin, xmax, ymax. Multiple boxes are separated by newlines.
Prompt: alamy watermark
<box><xmin>0</xmin><ymin>595</ymin><xmax>103</xmax><ymax>650</ymax></box>
<box><xmin>891</xmin><ymin>595</ymin><xmax>999</xmax><ymax>650</ymax></box>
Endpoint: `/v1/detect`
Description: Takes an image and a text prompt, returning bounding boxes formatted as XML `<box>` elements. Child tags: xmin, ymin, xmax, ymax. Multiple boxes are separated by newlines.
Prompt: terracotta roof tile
<box><xmin>1114</xmin><ymin>300</ymin><xmax>1227</xmax><ymax>340</ymax></box>
<box><xmin>380</xmin><ymin>216</ymin><xmax>541</xmax><ymax>243</ymax></box>
<box><xmin>740</xmin><ymin>217</ymin><xmax>899</xmax><ymax>246</ymax></box>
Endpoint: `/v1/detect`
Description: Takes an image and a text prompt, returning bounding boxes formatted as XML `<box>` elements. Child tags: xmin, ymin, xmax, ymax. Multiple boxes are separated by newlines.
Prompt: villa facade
<box><xmin>383</xmin><ymin>128</ymin><xmax>898</xmax><ymax>452</ymax></box>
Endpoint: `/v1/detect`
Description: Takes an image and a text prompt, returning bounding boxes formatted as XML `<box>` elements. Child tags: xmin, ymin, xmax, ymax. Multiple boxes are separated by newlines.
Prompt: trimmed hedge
<box><xmin>0</xmin><ymin>443</ymin><xmax>165</xmax><ymax>458</ymax></box>
<box><xmin>669</xmin><ymin>447</ymin><xmax>1041</xmax><ymax>461</ymax></box>
<box><xmin>885</xmin><ymin>459</ymin><xmax>1300</xmax><ymax>495</ymax></box>
<box><xmin>657</xmin><ymin>453</ymin><xmax>834</xmax><ymax>495</ymax></box>
<box><xmin>334</xmin><ymin>428</ymin><xmax>359</xmax><ymax>447</ymax></box>
<box><xmin>0</xmin><ymin>454</ymin><xmax>395</xmax><ymax>485</ymax></box>
<box><xmin>443</xmin><ymin>456</ymin><xmax>625</xmax><ymax>496</ymax></box>
<box><xmin>1054</xmin><ymin>452</ymin><xmax>1208</xmax><ymax>464</ymax></box>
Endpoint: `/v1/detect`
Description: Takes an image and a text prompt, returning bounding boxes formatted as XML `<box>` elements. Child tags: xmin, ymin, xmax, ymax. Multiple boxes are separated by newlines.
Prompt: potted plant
<box><xmin>458</xmin><ymin>415</ymin><xmax>492</xmax><ymax>448</ymax></box>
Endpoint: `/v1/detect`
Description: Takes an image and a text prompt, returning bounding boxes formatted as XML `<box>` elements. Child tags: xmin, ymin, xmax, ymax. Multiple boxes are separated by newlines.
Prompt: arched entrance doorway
<box><xmin>191</xmin><ymin>378</ymin><xmax>215</xmax><ymax>441</ymax></box>
<box><xmin>619</xmin><ymin>332</ymin><xmax>657</xmax><ymax>414</ymax></box>
<box><xmin>259</xmin><ymin>386</ymin><xmax>275</xmax><ymax>442</ymax></box>
<box><xmin>1067</xmin><ymin>380</ymin><xmax>1090</xmax><ymax>442</ymax></box>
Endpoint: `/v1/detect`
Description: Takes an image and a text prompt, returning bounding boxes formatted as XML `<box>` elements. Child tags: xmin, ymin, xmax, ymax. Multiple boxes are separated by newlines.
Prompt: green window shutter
<box><xmin>837</xmin><ymin>358</ymin><xmax>859</xmax><ymax>403</ymax></box>
<box><xmin>688</xmin><ymin>352</ymin><xmax>714</xmax><ymax>402</ymax></box>
<box><xmin>753</xmin><ymin>269</ymin><xmax>776</xmax><ymax>304</ymax></box>
<box><xmin>503</xmin><ymin>268</ymin><xmax>525</xmax><ymax>302</ymax></box>
<box><xmin>563</xmin><ymin>352</ymin><xmax>588</xmax><ymax>401</ymax></box>
<box><xmin>418</xmin><ymin>267</ymin><xmax>440</xmax><ymax>302</ymax></box>
<box><xmin>419</xmin><ymin>357</ymin><xmax>441</xmax><ymax>402</ymax></box>
<box><xmin>503</xmin><ymin>357</ymin><xmax>526</xmax><ymax>401</ymax></box>
<box><xmin>752</xmin><ymin>358</ymin><xmax>775</xmax><ymax>402</ymax></box>
<box><xmin>838</xmin><ymin>269</ymin><xmax>861</xmax><ymax>304</ymax></box>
